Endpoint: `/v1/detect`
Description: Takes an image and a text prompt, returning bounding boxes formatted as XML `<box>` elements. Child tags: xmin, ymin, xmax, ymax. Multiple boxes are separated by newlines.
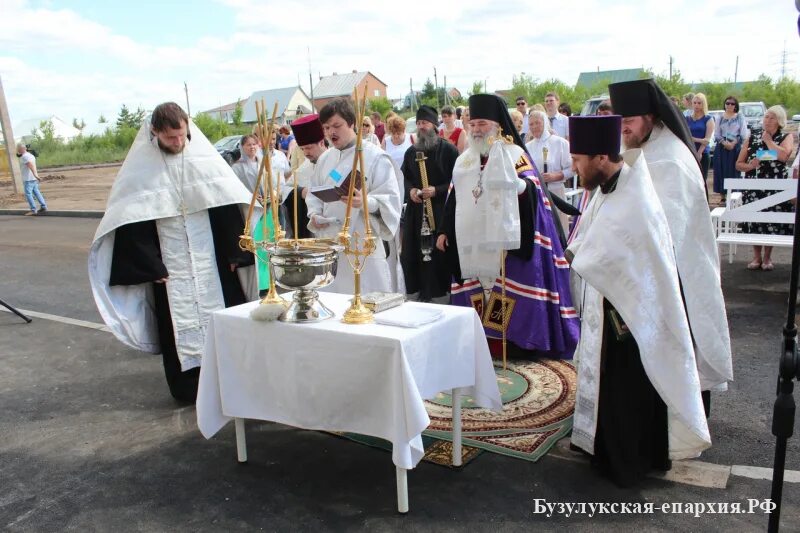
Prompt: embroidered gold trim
<box><xmin>482</xmin><ymin>292</ymin><xmax>516</xmax><ymax>332</ymax></box>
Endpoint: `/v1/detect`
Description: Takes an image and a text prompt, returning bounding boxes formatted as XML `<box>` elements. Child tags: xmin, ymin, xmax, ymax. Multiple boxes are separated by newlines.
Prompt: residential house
<box><xmin>241</xmin><ymin>86</ymin><xmax>313</xmax><ymax>125</ymax></box>
<box><xmin>312</xmin><ymin>71</ymin><xmax>388</xmax><ymax>110</ymax></box>
<box><xmin>575</xmin><ymin>68</ymin><xmax>647</xmax><ymax>91</ymax></box>
<box><xmin>201</xmin><ymin>100</ymin><xmax>241</xmax><ymax>124</ymax></box>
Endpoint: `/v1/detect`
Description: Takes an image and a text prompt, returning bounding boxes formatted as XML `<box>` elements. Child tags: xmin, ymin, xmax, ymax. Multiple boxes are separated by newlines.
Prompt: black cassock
<box><xmin>400</xmin><ymin>140</ymin><xmax>459</xmax><ymax>300</ymax></box>
<box><xmin>109</xmin><ymin>204</ymin><xmax>254</xmax><ymax>403</ymax></box>
<box><xmin>284</xmin><ymin>189</ymin><xmax>312</xmax><ymax>239</ymax></box>
<box><xmin>592</xmin><ymin>298</ymin><xmax>670</xmax><ymax>487</ymax></box>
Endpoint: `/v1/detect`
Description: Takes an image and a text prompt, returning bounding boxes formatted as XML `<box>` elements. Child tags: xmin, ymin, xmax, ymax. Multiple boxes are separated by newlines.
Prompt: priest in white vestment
<box><xmin>567</xmin><ymin>115</ymin><xmax>710</xmax><ymax>487</ymax></box>
<box><xmin>283</xmin><ymin>114</ymin><xmax>327</xmax><ymax>239</ymax></box>
<box><xmin>305</xmin><ymin>98</ymin><xmax>402</xmax><ymax>294</ymax></box>
<box><xmin>88</xmin><ymin>103</ymin><xmax>259</xmax><ymax>402</ymax></box>
<box><xmin>609</xmin><ymin>79</ymin><xmax>733</xmax><ymax>413</ymax></box>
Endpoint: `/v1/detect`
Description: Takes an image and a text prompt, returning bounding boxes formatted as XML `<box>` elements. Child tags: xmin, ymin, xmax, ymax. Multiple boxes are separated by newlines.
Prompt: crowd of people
<box><xmin>95</xmin><ymin>78</ymin><xmax>795</xmax><ymax>490</ymax></box>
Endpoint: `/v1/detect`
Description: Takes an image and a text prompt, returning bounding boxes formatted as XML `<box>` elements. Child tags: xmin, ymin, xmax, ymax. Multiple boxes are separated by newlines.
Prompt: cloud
<box><xmin>0</xmin><ymin>0</ymin><xmax>797</xmax><ymax>126</ymax></box>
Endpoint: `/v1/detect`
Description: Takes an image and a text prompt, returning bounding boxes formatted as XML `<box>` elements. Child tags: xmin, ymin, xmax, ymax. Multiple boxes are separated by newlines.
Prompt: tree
<box><xmin>72</xmin><ymin>118</ymin><xmax>86</xmax><ymax>132</ymax></box>
<box><xmin>116</xmin><ymin>105</ymin><xmax>146</xmax><ymax>129</ymax></box>
<box><xmin>193</xmin><ymin>112</ymin><xmax>229</xmax><ymax>142</ymax></box>
<box><xmin>645</xmin><ymin>69</ymin><xmax>690</xmax><ymax>102</ymax></box>
<box><xmin>469</xmin><ymin>80</ymin><xmax>484</xmax><ymax>96</ymax></box>
<box><xmin>693</xmin><ymin>81</ymin><xmax>737</xmax><ymax>110</ymax></box>
<box><xmin>367</xmin><ymin>96</ymin><xmax>393</xmax><ymax>118</ymax></box>
<box><xmin>421</xmin><ymin>78</ymin><xmax>437</xmax><ymax>101</ymax></box>
<box><xmin>232</xmin><ymin>99</ymin><xmax>244</xmax><ymax>127</ymax></box>
<box><xmin>36</xmin><ymin>120</ymin><xmax>56</xmax><ymax>142</ymax></box>
<box><xmin>742</xmin><ymin>75</ymin><xmax>775</xmax><ymax>106</ymax></box>
<box><xmin>509</xmin><ymin>73</ymin><xmax>591</xmax><ymax>115</ymax></box>
<box><xmin>98</xmin><ymin>113</ymin><xmax>107</xmax><ymax>124</ymax></box>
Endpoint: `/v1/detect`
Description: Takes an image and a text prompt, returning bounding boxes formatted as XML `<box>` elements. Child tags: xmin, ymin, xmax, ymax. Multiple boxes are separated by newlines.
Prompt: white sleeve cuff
<box><xmin>367</xmin><ymin>196</ymin><xmax>379</xmax><ymax>213</ymax></box>
<box><xmin>516</xmin><ymin>179</ymin><xmax>527</xmax><ymax>195</ymax></box>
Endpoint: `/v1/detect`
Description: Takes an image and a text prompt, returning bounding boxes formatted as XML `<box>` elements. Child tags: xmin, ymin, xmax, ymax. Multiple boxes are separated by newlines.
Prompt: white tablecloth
<box><xmin>197</xmin><ymin>292</ymin><xmax>502</xmax><ymax>469</ymax></box>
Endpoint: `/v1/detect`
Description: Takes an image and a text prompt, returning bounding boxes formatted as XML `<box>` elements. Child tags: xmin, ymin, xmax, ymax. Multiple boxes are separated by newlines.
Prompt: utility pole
<box><xmin>0</xmin><ymin>76</ymin><xmax>23</xmax><ymax>194</ymax></box>
<box><xmin>669</xmin><ymin>55</ymin><xmax>673</xmax><ymax>79</ymax></box>
<box><xmin>780</xmin><ymin>40</ymin><xmax>788</xmax><ymax>80</ymax></box>
<box><xmin>308</xmin><ymin>47</ymin><xmax>316</xmax><ymax>112</ymax></box>
<box><xmin>409</xmin><ymin>77</ymin><xmax>415</xmax><ymax>112</ymax></box>
<box><xmin>734</xmin><ymin>55</ymin><xmax>739</xmax><ymax>84</ymax></box>
<box><xmin>184</xmin><ymin>81</ymin><xmax>191</xmax><ymax>116</ymax></box>
<box><xmin>443</xmin><ymin>75</ymin><xmax>448</xmax><ymax>106</ymax></box>
<box><xmin>433</xmin><ymin>66</ymin><xmax>440</xmax><ymax>108</ymax></box>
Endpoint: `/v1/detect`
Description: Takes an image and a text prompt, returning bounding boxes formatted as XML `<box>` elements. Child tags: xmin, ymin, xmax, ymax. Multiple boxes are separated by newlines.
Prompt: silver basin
<box><xmin>265</xmin><ymin>240</ymin><xmax>343</xmax><ymax>322</ymax></box>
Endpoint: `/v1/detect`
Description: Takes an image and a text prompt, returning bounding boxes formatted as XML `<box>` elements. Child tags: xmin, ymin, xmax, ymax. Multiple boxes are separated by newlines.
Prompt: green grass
<box><xmin>37</xmin><ymin>146</ymin><xmax>129</xmax><ymax>168</ymax></box>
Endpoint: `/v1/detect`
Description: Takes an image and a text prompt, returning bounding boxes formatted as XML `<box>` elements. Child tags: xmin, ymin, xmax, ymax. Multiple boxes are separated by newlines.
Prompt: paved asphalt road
<box><xmin>1</xmin><ymin>215</ymin><xmax>798</xmax><ymax>531</ymax></box>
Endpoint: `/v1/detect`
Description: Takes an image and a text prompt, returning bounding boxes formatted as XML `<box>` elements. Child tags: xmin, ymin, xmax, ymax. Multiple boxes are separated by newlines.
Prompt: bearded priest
<box><xmin>89</xmin><ymin>102</ymin><xmax>259</xmax><ymax>403</ymax></box>
<box><xmin>566</xmin><ymin>115</ymin><xmax>710</xmax><ymax>487</ymax></box>
<box><xmin>436</xmin><ymin>94</ymin><xmax>579</xmax><ymax>359</ymax></box>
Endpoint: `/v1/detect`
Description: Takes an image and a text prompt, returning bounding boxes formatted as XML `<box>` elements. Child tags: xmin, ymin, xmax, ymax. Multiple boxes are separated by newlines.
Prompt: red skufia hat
<box><xmin>291</xmin><ymin>114</ymin><xmax>324</xmax><ymax>146</ymax></box>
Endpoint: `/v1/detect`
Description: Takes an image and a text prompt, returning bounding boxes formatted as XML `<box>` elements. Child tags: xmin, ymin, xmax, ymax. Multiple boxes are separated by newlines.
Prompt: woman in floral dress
<box><xmin>735</xmin><ymin>106</ymin><xmax>795</xmax><ymax>271</ymax></box>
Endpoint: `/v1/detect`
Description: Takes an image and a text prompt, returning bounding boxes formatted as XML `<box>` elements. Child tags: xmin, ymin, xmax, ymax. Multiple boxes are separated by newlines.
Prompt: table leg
<box><xmin>235</xmin><ymin>417</ymin><xmax>247</xmax><ymax>463</ymax></box>
<box><xmin>451</xmin><ymin>387</ymin><xmax>462</xmax><ymax>466</ymax></box>
<box><xmin>396</xmin><ymin>467</ymin><xmax>409</xmax><ymax>513</ymax></box>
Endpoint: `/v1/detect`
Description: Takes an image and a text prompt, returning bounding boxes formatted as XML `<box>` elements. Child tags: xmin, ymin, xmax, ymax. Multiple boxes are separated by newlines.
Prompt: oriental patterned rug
<box><xmin>331</xmin><ymin>359</ymin><xmax>576</xmax><ymax>467</ymax></box>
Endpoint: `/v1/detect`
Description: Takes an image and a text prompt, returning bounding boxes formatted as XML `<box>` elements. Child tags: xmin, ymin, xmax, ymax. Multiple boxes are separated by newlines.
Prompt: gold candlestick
<box><xmin>338</xmin><ymin>87</ymin><xmax>375</xmax><ymax>324</ymax></box>
<box><xmin>252</xmin><ymin>100</ymin><xmax>287</xmax><ymax>309</ymax></box>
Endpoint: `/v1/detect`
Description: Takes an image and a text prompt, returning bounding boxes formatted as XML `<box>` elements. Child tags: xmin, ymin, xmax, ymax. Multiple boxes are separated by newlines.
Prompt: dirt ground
<box><xmin>0</xmin><ymin>164</ymin><xmax>120</xmax><ymax>211</ymax></box>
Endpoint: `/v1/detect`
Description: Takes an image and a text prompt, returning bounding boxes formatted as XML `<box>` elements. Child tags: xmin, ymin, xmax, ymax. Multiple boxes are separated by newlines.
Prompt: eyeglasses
<box><xmin>725</xmin><ymin>102</ymin><xmax>736</xmax><ymax>106</ymax></box>
<box><xmin>516</xmin><ymin>102</ymin><xmax>526</xmax><ymax>106</ymax></box>
<box><xmin>362</xmin><ymin>123</ymin><xmax>370</xmax><ymax>127</ymax></box>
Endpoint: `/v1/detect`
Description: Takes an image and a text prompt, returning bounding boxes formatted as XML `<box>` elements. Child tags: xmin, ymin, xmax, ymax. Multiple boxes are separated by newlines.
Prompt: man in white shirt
<box><xmin>525</xmin><ymin>110</ymin><xmax>573</xmax><ymax>230</ymax></box>
<box><xmin>544</xmin><ymin>92</ymin><xmax>569</xmax><ymax>140</ymax></box>
<box><xmin>16</xmin><ymin>144</ymin><xmax>47</xmax><ymax>215</ymax></box>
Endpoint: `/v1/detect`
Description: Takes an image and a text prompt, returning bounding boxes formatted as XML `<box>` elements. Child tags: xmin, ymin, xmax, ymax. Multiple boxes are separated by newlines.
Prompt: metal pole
<box><xmin>308</xmin><ymin>47</ymin><xmax>316</xmax><ymax>113</ymax></box>
<box><xmin>767</xmin><ymin>174</ymin><xmax>800</xmax><ymax>532</ymax></box>
<box><xmin>734</xmin><ymin>56</ymin><xmax>739</xmax><ymax>84</ymax></box>
<box><xmin>184</xmin><ymin>82</ymin><xmax>191</xmax><ymax>116</ymax></box>
<box><xmin>0</xmin><ymin>76</ymin><xmax>23</xmax><ymax>194</ymax></box>
<box><xmin>433</xmin><ymin>67</ymin><xmax>439</xmax><ymax>108</ymax></box>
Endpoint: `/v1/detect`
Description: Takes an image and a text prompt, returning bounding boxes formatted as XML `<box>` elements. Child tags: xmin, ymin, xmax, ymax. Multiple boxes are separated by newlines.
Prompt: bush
<box><xmin>193</xmin><ymin>113</ymin><xmax>230</xmax><ymax>142</ymax></box>
<box><xmin>29</xmin><ymin>122</ymin><xmax>140</xmax><ymax>168</ymax></box>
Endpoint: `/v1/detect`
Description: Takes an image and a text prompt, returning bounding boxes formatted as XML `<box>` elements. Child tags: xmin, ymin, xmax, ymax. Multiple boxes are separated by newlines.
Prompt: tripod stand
<box><xmin>768</xmin><ymin>164</ymin><xmax>800</xmax><ymax>532</ymax></box>
<box><xmin>0</xmin><ymin>298</ymin><xmax>32</xmax><ymax>323</ymax></box>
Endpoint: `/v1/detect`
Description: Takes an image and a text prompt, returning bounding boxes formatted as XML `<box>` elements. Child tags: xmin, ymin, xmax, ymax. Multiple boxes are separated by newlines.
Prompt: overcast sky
<box><xmin>1</xmin><ymin>0</ymin><xmax>798</xmax><ymax>127</ymax></box>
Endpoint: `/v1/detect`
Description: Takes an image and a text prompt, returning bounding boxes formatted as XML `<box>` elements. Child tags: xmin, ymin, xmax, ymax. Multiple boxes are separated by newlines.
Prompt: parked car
<box><xmin>740</xmin><ymin>101</ymin><xmax>767</xmax><ymax>129</ymax></box>
<box><xmin>214</xmin><ymin>135</ymin><xmax>242</xmax><ymax>165</ymax></box>
<box><xmin>405</xmin><ymin>116</ymin><xmax>417</xmax><ymax>134</ymax></box>
<box><xmin>580</xmin><ymin>95</ymin><xmax>609</xmax><ymax>116</ymax></box>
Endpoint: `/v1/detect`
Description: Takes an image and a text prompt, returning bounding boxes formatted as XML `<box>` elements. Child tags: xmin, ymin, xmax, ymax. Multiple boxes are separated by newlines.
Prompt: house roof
<box><xmin>576</xmin><ymin>68</ymin><xmax>646</xmax><ymax>89</ymax></box>
<box><xmin>242</xmin><ymin>86</ymin><xmax>310</xmax><ymax>122</ymax></box>
<box><xmin>202</xmin><ymin>101</ymin><xmax>240</xmax><ymax>115</ymax></box>
<box><xmin>313</xmin><ymin>71</ymin><xmax>387</xmax><ymax>99</ymax></box>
